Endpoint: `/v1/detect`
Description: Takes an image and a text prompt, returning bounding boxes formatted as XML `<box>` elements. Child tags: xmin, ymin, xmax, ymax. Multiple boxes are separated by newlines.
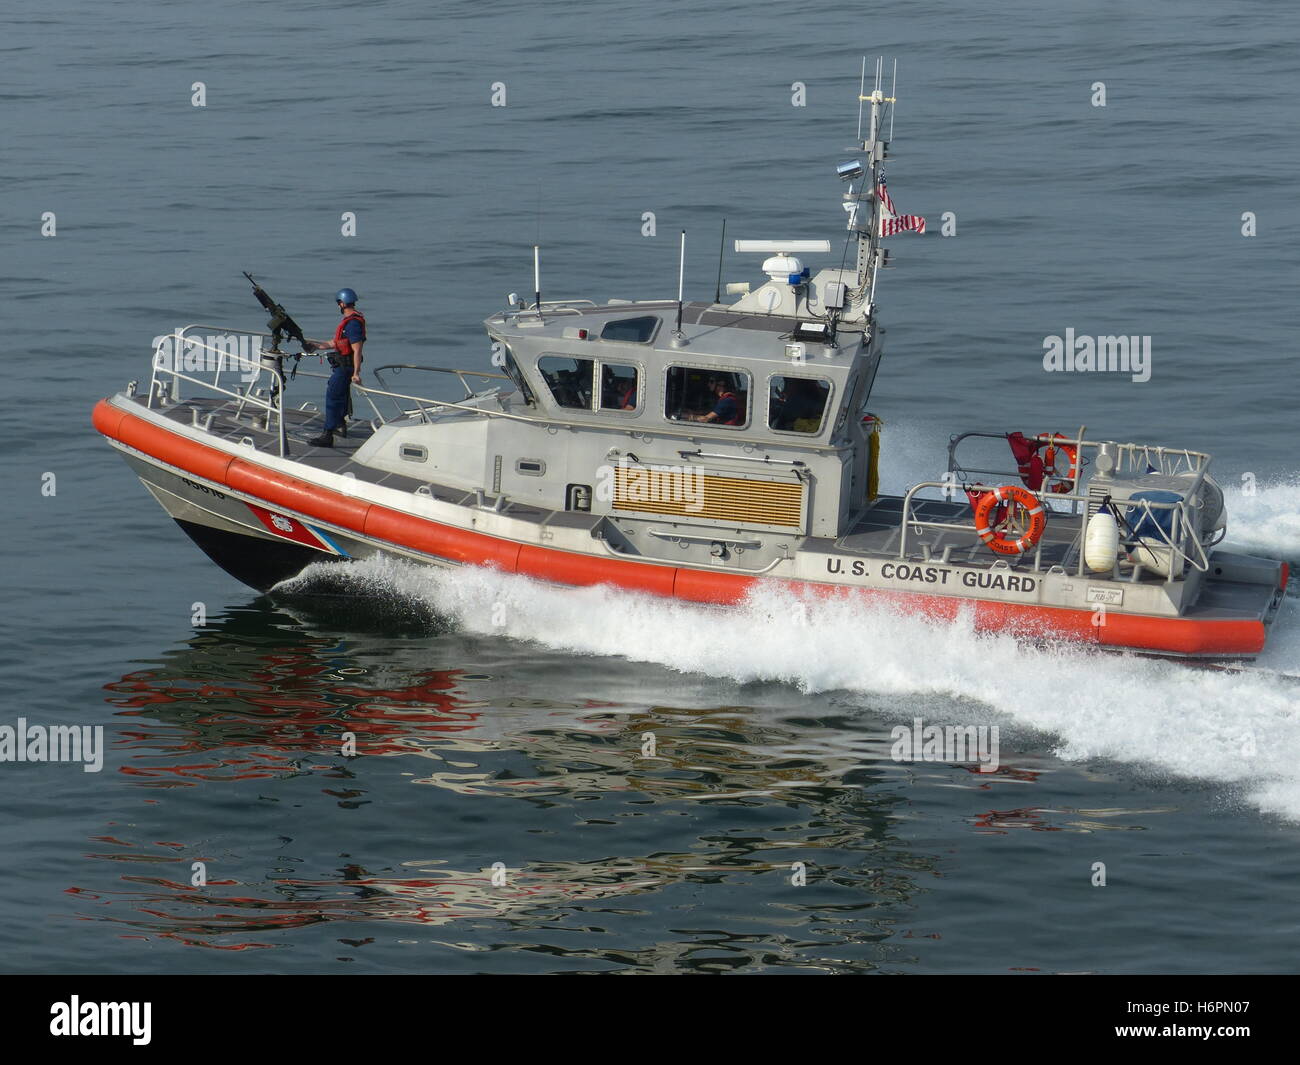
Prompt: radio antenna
<box><xmin>889</xmin><ymin>58</ymin><xmax>897</xmax><ymax>140</ymax></box>
<box><xmin>674</xmin><ymin>230</ymin><xmax>686</xmax><ymax>334</ymax></box>
<box><xmin>856</xmin><ymin>56</ymin><xmax>867</xmax><ymax>142</ymax></box>
<box><xmin>533</xmin><ymin>245</ymin><xmax>541</xmax><ymax>312</ymax></box>
<box><xmin>713</xmin><ymin>218</ymin><xmax>727</xmax><ymax>304</ymax></box>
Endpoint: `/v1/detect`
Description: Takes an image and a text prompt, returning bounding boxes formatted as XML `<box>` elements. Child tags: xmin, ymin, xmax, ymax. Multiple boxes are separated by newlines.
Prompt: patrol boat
<box><xmin>92</xmin><ymin>67</ymin><xmax>1288</xmax><ymax>659</ymax></box>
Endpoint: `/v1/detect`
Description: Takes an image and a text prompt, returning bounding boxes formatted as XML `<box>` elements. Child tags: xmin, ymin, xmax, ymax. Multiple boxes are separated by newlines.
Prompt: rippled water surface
<box><xmin>5</xmin><ymin>0</ymin><xmax>1300</xmax><ymax>973</ymax></box>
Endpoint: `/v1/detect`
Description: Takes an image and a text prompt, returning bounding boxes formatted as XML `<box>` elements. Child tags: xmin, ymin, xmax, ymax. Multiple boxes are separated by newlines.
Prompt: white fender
<box><xmin>1128</xmin><ymin>543</ymin><xmax>1176</xmax><ymax>578</ymax></box>
<box><xmin>1084</xmin><ymin>509</ymin><xmax>1119</xmax><ymax>573</ymax></box>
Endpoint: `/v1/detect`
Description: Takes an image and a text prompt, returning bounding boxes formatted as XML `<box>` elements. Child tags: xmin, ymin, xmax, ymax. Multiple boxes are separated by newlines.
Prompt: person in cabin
<box><xmin>305</xmin><ymin>287</ymin><xmax>366</xmax><ymax>448</ymax></box>
<box><xmin>601</xmin><ymin>365</ymin><xmax>637</xmax><ymax>410</ymax></box>
<box><xmin>689</xmin><ymin>374</ymin><xmax>743</xmax><ymax>425</ymax></box>
<box><xmin>776</xmin><ymin>377</ymin><xmax>825</xmax><ymax>433</ymax></box>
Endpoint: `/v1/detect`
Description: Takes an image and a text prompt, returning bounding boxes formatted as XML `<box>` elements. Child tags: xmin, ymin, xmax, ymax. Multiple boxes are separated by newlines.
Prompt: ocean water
<box><xmin>5</xmin><ymin>0</ymin><xmax>1300</xmax><ymax>973</ymax></box>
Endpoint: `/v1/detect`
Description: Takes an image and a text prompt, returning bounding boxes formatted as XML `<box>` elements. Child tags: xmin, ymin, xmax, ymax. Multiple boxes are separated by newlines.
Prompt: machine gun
<box><xmin>242</xmin><ymin>272</ymin><xmax>312</xmax><ymax>455</ymax></box>
<box><xmin>242</xmin><ymin>272</ymin><xmax>310</xmax><ymax>357</ymax></box>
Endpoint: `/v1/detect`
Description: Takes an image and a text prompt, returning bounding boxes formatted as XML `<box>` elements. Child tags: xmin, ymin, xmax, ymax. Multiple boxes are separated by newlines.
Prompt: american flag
<box><xmin>876</xmin><ymin>171</ymin><xmax>926</xmax><ymax>236</ymax></box>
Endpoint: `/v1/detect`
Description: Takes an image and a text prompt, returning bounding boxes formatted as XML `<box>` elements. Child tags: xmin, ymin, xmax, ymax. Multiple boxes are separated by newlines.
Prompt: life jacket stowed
<box><xmin>1007</xmin><ymin>431</ymin><xmax>1077</xmax><ymax>494</ymax></box>
<box><xmin>332</xmin><ymin>310</ymin><xmax>366</xmax><ymax>358</ymax></box>
<box><xmin>1006</xmin><ymin>431</ymin><xmax>1046</xmax><ymax>491</ymax></box>
<box><xmin>1040</xmin><ymin>434</ymin><xmax>1078</xmax><ymax>495</ymax></box>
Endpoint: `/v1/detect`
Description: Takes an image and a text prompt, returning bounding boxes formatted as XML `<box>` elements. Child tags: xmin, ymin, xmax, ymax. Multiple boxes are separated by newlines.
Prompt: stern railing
<box><xmin>898</xmin><ymin>427</ymin><xmax>1214</xmax><ymax>582</ymax></box>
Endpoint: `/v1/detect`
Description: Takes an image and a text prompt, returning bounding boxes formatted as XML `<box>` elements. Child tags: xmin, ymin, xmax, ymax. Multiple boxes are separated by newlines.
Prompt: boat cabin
<box><xmin>353</xmin><ymin>286</ymin><xmax>885</xmax><ymax>542</ymax></box>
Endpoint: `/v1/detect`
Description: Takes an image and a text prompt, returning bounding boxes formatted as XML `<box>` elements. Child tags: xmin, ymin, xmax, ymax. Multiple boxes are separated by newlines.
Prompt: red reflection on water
<box><xmin>103</xmin><ymin>654</ymin><xmax>484</xmax><ymax>784</ymax></box>
<box><xmin>969</xmin><ymin>806</ymin><xmax>1062</xmax><ymax>833</ymax></box>
<box><xmin>67</xmin><ymin>861</ymin><xmax>630</xmax><ymax>948</ymax></box>
<box><xmin>959</xmin><ymin>762</ymin><xmax>1042</xmax><ymax>785</ymax></box>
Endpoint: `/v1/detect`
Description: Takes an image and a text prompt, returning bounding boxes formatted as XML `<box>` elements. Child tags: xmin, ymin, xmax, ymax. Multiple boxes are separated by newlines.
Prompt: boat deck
<box><xmin>170</xmin><ymin>394</ymin><xmax>379</xmax><ymax>466</ymax></box>
<box><xmin>840</xmin><ymin>494</ymin><xmax>1082</xmax><ymax>571</ymax></box>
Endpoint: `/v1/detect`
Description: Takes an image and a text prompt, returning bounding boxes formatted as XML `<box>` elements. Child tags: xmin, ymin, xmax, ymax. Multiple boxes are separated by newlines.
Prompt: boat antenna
<box><xmin>674</xmin><ymin>229</ymin><xmax>686</xmax><ymax>338</ymax></box>
<box><xmin>889</xmin><ymin>58</ymin><xmax>897</xmax><ymax>141</ymax></box>
<box><xmin>714</xmin><ymin>218</ymin><xmax>727</xmax><ymax>304</ymax></box>
<box><xmin>855</xmin><ymin>56</ymin><xmax>866</xmax><ymax>142</ymax></box>
<box><xmin>533</xmin><ymin>244</ymin><xmax>541</xmax><ymax>313</ymax></box>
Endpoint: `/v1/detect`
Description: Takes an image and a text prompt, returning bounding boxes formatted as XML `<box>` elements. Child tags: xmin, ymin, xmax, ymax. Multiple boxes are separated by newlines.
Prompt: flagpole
<box><xmin>866</xmin><ymin>60</ymin><xmax>886</xmax><ymax>317</ymax></box>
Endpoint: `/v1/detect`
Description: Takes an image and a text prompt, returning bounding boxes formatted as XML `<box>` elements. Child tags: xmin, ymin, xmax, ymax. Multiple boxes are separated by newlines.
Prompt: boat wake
<box><xmin>276</xmin><ymin>534</ymin><xmax>1300</xmax><ymax>821</ymax></box>
<box><xmin>1221</xmin><ymin>474</ymin><xmax>1300</xmax><ymax>567</ymax></box>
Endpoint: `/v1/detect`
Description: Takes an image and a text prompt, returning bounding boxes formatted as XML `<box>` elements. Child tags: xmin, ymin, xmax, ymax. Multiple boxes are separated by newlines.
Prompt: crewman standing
<box><xmin>306</xmin><ymin>287</ymin><xmax>366</xmax><ymax>447</ymax></box>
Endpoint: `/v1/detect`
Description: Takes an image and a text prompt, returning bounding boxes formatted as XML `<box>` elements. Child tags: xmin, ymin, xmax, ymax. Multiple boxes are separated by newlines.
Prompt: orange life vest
<box><xmin>332</xmin><ymin>310</ymin><xmax>366</xmax><ymax>358</ymax></box>
<box><xmin>718</xmin><ymin>389</ymin><xmax>743</xmax><ymax>425</ymax></box>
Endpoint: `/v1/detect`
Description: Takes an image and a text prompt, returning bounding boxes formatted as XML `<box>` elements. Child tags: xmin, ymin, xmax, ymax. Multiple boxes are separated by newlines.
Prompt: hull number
<box><xmin>182</xmin><ymin>477</ymin><xmax>226</xmax><ymax>500</ymax></box>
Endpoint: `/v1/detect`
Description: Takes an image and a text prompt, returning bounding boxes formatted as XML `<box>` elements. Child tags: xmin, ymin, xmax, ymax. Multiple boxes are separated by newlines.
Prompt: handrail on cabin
<box><xmin>370</xmin><ymin>364</ymin><xmax>511</xmax><ymax>397</ymax></box>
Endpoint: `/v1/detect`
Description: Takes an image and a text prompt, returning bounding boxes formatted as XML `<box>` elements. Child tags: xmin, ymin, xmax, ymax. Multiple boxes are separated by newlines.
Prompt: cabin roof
<box><xmin>485</xmin><ymin>300</ymin><xmax>864</xmax><ymax>369</ymax></box>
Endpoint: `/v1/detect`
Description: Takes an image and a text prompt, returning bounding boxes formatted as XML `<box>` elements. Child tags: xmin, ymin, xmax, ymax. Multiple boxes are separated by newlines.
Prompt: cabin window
<box><xmin>665</xmin><ymin>366</ymin><xmax>750</xmax><ymax>428</ymax></box>
<box><xmin>600</xmin><ymin>316</ymin><xmax>659</xmax><ymax>343</ymax></box>
<box><xmin>599</xmin><ymin>362</ymin><xmax>639</xmax><ymax>412</ymax></box>
<box><xmin>538</xmin><ymin>356</ymin><xmax>594</xmax><ymax>409</ymax></box>
<box><xmin>768</xmin><ymin>376</ymin><xmax>831</xmax><ymax>434</ymax></box>
<box><xmin>498</xmin><ymin>343</ymin><xmax>536</xmax><ymax>406</ymax></box>
<box><xmin>516</xmin><ymin>459</ymin><xmax>546</xmax><ymax>476</ymax></box>
<box><xmin>399</xmin><ymin>443</ymin><xmax>428</xmax><ymax>462</ymax></box>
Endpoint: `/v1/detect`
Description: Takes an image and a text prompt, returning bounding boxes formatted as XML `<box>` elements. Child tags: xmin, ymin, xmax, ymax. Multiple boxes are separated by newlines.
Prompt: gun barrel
<box><xmin>244</xmin><ymin>272</ymin><xmax>283</xmax><ymax>316</ymax></box>
<box><xmin>243</xmin><ymin>272</ymin><xmax>308</xmax><ymax>353</ymax></box>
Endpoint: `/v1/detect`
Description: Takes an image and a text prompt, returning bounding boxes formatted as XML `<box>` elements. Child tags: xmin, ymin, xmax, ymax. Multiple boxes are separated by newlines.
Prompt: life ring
<box><xmin>973</xmin><ymin>484</ymin><xmax>1047</xmax><ymax>555</ymax></box>
<box><xmin>1040</xmin><ymin>434</ymin><xmax>1078</xmax><ymax>495</ymax></box>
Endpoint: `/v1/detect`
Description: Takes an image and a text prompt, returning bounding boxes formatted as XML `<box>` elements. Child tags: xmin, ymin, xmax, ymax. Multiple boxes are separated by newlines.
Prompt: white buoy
<box><xmin>1084</xmin><ymin>509</ymin><xmax>1120</xmax><ymax>573</ymax></box>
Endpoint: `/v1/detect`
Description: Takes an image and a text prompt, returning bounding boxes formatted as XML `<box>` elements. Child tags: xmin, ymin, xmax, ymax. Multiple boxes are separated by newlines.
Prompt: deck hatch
<box><xmin>612</xmin><ymin>465</ymin><xmax>805</xmax><ymax>529</ymax></box>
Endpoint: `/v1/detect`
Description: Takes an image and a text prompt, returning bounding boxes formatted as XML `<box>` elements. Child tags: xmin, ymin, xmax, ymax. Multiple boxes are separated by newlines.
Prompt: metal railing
<box><xmin>899</xmin><ymin>440</ymin><xmax>1212</xmax><ymax>582</ymax></box>
<box><xmin>947</xmin><ymin>429</ymin><xmax>1211</xmax><ymax>494</ymax></box>
<box><xmin>147</xmin><ymin>324</ymin><xmax>287</xmax><ymax>446</ymax></box>
<box><xmin>898</xmin><ymin>480</ymin><xmax>1057</xmax><ymax>573</ymax></box>
<box><xmin>146</xmin><ymin>325</ymin><xmax>577</xmax><ymax>457</ymax></box>
<box><xmin>943</xmin><ymin>427</ymin><xmax>1214</xmax><ymax>579</ymax></box>
<box><xmin>370</xmin><ymin>363</ymin><xmax>510</xmax><ymax>397</ymax></box>
<box><xmin>142</xmin><ymin>322</ymin><xmax>850</xmax><ymax>459</ymax></box>
<box><xmin>485</xmin><ymin>298</ymin><xmax>605</xmax><ymax>326</ymax></box>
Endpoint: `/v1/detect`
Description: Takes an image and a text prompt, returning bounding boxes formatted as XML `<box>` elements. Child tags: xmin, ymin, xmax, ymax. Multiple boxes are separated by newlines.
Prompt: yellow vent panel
<box><xmin>613</xmin><ymin>466</ymin><xmax>804</xmax><ymax>529</ymax></box>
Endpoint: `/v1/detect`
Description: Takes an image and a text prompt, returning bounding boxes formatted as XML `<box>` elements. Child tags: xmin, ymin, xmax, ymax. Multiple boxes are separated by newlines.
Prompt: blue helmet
<box><xmin>336</xmin><ymin>287</ymin><xmax>359</xmax><ymax>306</ymax></box>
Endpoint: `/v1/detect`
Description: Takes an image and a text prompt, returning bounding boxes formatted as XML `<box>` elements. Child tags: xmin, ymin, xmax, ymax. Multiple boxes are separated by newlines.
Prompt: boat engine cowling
<box><xmin>1195</xmin><ymin>473</ymin><xmax>1226</xmax><ymax>543</ymax></box>
<box><xmin>1086</xmin><ymin>457</ymin><xmax>1220</xmax><ymax>579</ymax></box>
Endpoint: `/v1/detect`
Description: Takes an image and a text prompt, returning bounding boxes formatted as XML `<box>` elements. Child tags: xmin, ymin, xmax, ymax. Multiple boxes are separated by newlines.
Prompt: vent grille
<box><xmin>613</xmin><ymin>466</ymin><xmax>804</xmax><ymax>529</ymax></box>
